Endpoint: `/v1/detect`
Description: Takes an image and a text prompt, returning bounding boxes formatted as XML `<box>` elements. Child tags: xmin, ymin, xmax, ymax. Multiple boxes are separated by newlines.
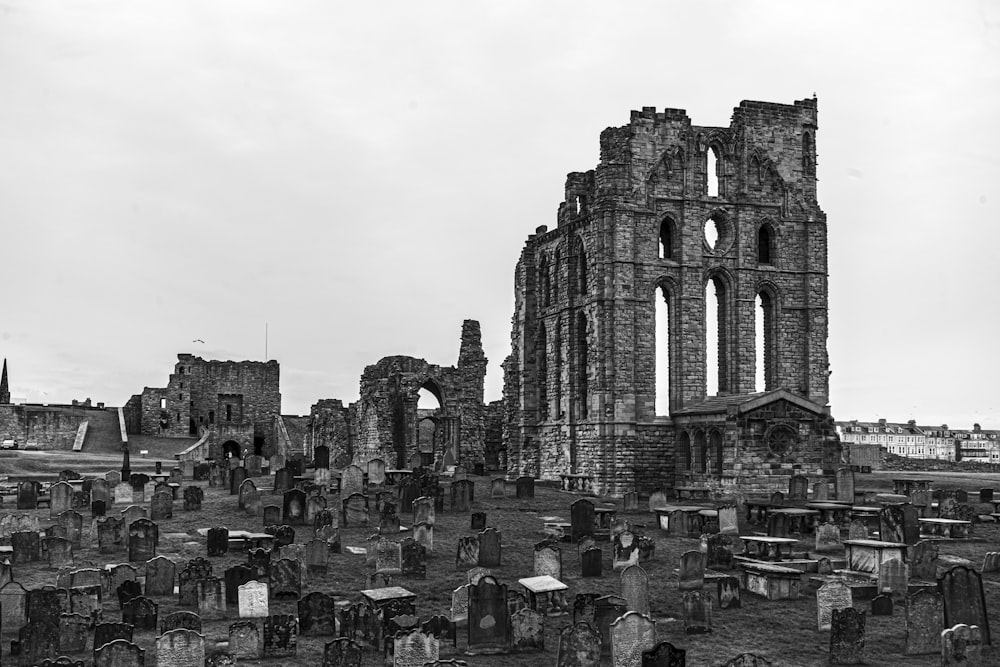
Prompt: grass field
<box><xmin>2</xmin><ymin>455</ymin><xmax>1000</xmax><ymax>666</ymax></box>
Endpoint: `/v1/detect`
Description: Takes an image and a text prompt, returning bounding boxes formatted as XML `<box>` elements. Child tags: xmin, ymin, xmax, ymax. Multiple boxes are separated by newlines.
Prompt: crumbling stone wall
<box><xmin>136</xmin><ymin>354</ymin><xmax>281</xmax><ymax>453</ymax></box>
<box><xmin>504</xmin><ymin>98</ymin><xmax>832</xmax><ymax>495</ymax></box>
<box><xmin>308</xmin><ymin>398</ymin><xmax>353</xmax><ymax>464</ymax></box>
<box><xmin>350</xmin><ymin>320</ymin><xmax>487</xmax><ymax>469</ymax></box>
<box><xmin>0</xmin><ymin>404</ymin><xmax>90</xmax><ymax>450</ymax></box>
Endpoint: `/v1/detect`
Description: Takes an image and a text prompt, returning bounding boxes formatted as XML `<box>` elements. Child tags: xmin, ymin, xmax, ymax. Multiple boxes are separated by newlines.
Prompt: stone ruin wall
<box><xmin>504</xmin><ymin>98</ymin><xmax>832</xmax><ymax>495</ymax></box>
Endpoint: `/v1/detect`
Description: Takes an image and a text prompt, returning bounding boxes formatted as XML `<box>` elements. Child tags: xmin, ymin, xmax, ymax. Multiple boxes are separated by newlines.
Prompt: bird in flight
<box><xmin>193</xmin><ymin>339</ymin><xmax>205</xmax><ymax>344</ymax></box>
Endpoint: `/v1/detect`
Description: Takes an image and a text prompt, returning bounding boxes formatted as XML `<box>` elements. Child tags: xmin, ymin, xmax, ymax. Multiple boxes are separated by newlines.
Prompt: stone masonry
<box><xmin>503</xmin><ymin>98</ymin><xmax>839</xmax><ymax>496</ymax></box>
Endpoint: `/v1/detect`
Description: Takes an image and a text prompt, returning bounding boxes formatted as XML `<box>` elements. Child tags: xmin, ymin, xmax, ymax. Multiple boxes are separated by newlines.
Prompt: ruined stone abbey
<box><xmin>502</xmin><ymin>98</ymin><xmax>840</xmax><ymax>495</ymax></box>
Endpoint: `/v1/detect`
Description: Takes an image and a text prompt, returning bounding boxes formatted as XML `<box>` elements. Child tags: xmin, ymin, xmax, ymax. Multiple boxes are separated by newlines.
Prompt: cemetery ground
<box><xmin>3</xmin><ymin>455</ymin><xmax>1000</xmax><ymax>666</ymax></box>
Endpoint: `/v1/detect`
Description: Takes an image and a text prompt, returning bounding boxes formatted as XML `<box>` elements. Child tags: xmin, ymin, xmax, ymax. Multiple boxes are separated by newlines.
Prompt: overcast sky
<box><xmin>1</xmin><ymin>1</ymin><xmax>998</xmax><ymax>428</ymax></box>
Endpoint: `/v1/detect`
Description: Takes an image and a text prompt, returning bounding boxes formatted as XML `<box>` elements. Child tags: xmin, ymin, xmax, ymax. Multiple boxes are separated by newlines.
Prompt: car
<box><xmin>0</xmin><ymin>439</ymin><xmax>16</xmax><ymax>450</ymax></box>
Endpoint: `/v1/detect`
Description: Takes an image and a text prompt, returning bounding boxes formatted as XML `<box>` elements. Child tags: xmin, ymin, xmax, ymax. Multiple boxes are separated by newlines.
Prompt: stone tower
<box><xmin>503</xmin><ymin>98</ymin><xmax>839</xmax><ymax>496</ymax></box>
<box><xmin>0</xmin><ymin>359</ymin><xmax>9</xmax><ymax>405</ymax></box>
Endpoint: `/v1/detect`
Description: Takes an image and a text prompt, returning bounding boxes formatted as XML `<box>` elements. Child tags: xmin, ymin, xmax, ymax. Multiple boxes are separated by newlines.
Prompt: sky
<box><xmin>1</xmin><ymin>1</ymin><xmax>998</xmax><ymax>427</ymax></box>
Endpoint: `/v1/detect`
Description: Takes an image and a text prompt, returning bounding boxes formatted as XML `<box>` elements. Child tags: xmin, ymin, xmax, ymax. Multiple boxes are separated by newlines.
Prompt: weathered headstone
<box><xmin>641</xmin><ymin>641</ymin><xmax>688</xmax><ymax>666</ymax></box>
<box><xmin>718</xmin><ymin>575</ymin><xmax>741</xmax><ymax>610</ymax></box>
<box><xmin>414</xmin><ymin>521</ymin><xmax>434</xmax><ymax>553</ymax></box>
<box><xmin>229</xmin><ymin>619</ymin><xmax>261</xmax><ymax>660</ymax></box>
<box><xmin>534</xmin><ymin>541</ymin><xmax>562</xmax><ymax>579</ymax></box>
<box><xmin>161</xmin><ymin>609</ymin><xmax>202</xmax><ymax>634</ymax></box>
<box><xmin>401</xmin><ymin>537</ymin><xmax>427</xmax><ymax>579</ymax></box>
<box><xmin>197</xmin><ymin>575</ymin><xmax>226</xmax><ymax>618</ymax></box>
<box><xmin>941</xmin><ymin>623</ymin><xmax>983</xmax><ymax>665</ymax></box>
<box><xmin>594</xmin><ymin>594</ymin><xmax>627</xmax><ymax>656</ymax></box>
<box><xmin>878</xmin><ymin>557</ymin><xmax>908</xmax><ymax>597</ymax></box>
<box><xmin>828</xmin><ymin>608</ymin><xmax>865</xmax><ymax>664</ymax></box>
<box><xmin>621</xmin><ymin>564</ymin><xmax>649</xmax><ymax>615</ymax></box>
<box><xmin>341</xmin><ymin>493</ymin><xmax>369</xmax><ymax>527</ymax></box>
<box><xmin>815</xmin><ymin>522</ymin><xmax>842</xmax><ymax>553</ymax></box>
<box><xmin>156</xmin><ymin>628</ymin><xmax>205</xmax><ymax>665</ymax></box>
<box><xmin>610</xmin><ymin>610</ymin><xmax>657</xmax><ymax>665</ymax></box>
<box><xmin>555</xmin><ymin>622</ymin><xmax>601</xmax><ymax>666</ymax></box>
<box><xmin>263</xmin><ymin>614</ymin><xmax>298</xmax><ymax>657</ymax></box>
<box><xmin>182</xmin><ymin>485</ymin><xmax>203</xmax><ymax>511</ymax></box>
<box><xmin>835</xmin><ymin>467</ymin><xmax>855</xmax><ymax>502</ymax></box>
<box><xmin>515</xmin><ymin>476</ymin><xmax>534</xmax><ymax>499</ymax></box>
<box><xmin>478</xmin><ymin>527</ymin><xmax>501</xmax><ymax>567</ymax></box>
<box><xmin>298</xmin><ymin>591</ymin><xmax>337</xmax><ymax>636</ymax></box>
<box><xmin>144</xmin><ymin>555</ymin><xmax>176</xmax><ymax>597</ymax></box>
<box><xmin>375</xmin><ymin>537</ymin><xmax>403</xmax><ymax>574</ymax></box>
<box><xmin>467</xmin><ymin>576</ymin><xmax>510</xmax><ymax>653</ymax></box>
<box><xmin>510</xmin><ymin>608</ymin><xmax>545</xmax><ymax>652</ymax></box>
<box><xmin>613</xmin><ymin>531</ymin><xmax>640</xmax><ymax>571</ymax></box>
<box><xmin>683</xmin><ymin>589</ymin><xmax>712</xmax><ymax>634</ymax></box>
<box><xmin>571</xmin><ymin>498</ymin><xmax>595</xmax><ymax>543</ymax></box>
<box><xmin>269</xmin><ymin>557</ymin><xmax>301</xmax><ymax>599</ymax></box>
<box><xmin>128</xmin><ymin>518</ymin><xmax>158</xmax><ymax>562</ymax></box>
<box><xmin>817</xmin><ymin>580</ymin><xmax>854</xmax><ymax>631</ymax></box>
<box><xmin>904</xmin><ymin>589</ymin><xmax>944</xmax><ymax>655</ymax></box>
<box><xmin>581</xmin><ymin>546</ymin><xmax>602</xmax><ymax>577</ymax></box>
<box><xmin>678</xmin><ymin>550</ymin><xmax>705</xmax><ymax>591</ymax></box>
<box><xmin>938</xmin><ymin>565</ymin><xmax>991</xmax><ymax>645</ymax></box>
<box><xmin>718</xmin><ymin>503</ymin><xmax>739</xmax><ymax>536</ymax></box>
<box><xmin>871</xmin><ymin>593</ymin><xmax>893</xmax><ymax>616</ymax></box>
<box><xmin>238</xmin><ymin>580</ymin><xmax>269</xmax><ymax>618</ymax></box>
<box><xmin>122</xmin><ymin>595</ymin><xmax>158</xmax><ymax>630</ymax></box>
<box><xmin>848</xmin><ymin>519</ymin><xmax>868</xmax><ymax>541</ymax></box>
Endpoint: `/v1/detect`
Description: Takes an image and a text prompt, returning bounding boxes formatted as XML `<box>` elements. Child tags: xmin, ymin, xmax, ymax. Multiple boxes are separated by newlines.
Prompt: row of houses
<box><xmin>836</xmin><ymin>419</ymin><xmax>1000</xmax><ymax>463</ymax></box>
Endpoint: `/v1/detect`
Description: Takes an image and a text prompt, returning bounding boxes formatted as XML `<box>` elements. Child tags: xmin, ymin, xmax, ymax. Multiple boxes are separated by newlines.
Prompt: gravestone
<box><xmin>224</xmin><ymin>564</ymin><xmax>254</xmax><ymax>605</ymax></box>
<box><xmin>117</xmin><ymin>579</ymin><xmax>142</xmax><ymax>608</ymax></box>
<box><xmin>46</xmin><ymin>536</ymin><xmax>74</xmax><ymax>568</ymax></box>
<box><xmin>306</xmin><ymin>496</ymin><xmax>327</xmax><ymax>525</ymax></box>
<box><xmin>94</xmin><ymin>621</ymin><xmax>133</xmax><ymax>649</ymax></box>
<box><xmin>817</xmin><ymin>580</ymin><xmax>854</xmax><ymax>631</ymax></box>
<box><xmin>269</xmin><ymin>557</ymin><xmax>301</xmax><ymax>598</ymax></box>
<box><xmin>401</xmin><ymin>537</ymin><xmax>427</xmax><ymax>578</ymax></box>
<box><xmin>534</xmin><ymin>541</ymin><xmax>562</xmax><ymax>579</ymax></box>
<box><xmin>0</xmin><ymin>581</ymin><xmax>28</xmax><ymax>634</ymax></box>
<box><xmin>704</xmin><ymin>533</ymin><xmax>735</xmax><ymax>570</ymax></box>
<box><xmin>156</xmin><ymin>628</ymin><xmax>205</xmax><ymax>666</ymax></box>
<box><xmin>161</xmin><ymin>610</ymin><xmax>202</xmax><ymax>634</ymax></box>
<box><xmin>238</xmin><ymin>581</ymin><xmax>269</xmax><ymax>618</ymax></box>
<box><xmin>788</xmin><ymin>474</ymin><xmax>808</xmax><ymax>500</ymax></box>
<box><xmin>678</xmin><ymin>550</ymin><xmax>705</xmax><ymax>591</ymax></box>
<box><xmin>718</xmin><ymin>504</ymin><xmax>739</xmax><ymax>536</ymax></box>
<box><xmin>683</xmin><ymin>590</ymin><xmax>712</xmax><ymax>634</ymax></box>
<box><xmin>413</xmin><ymin>496</ymin><xmax>435</xmax><ymax>526</ymax></box>
<box><xmin>510</xmin><ymin>607</ymin><xmax>544</xmax><ymax>652</ymax></box>
<box><xmin>555</xmin><ymin>622</ymin><xmax>601</xmax><ymax>667</ymax></box>
<box><xmin>610</xmin><ymin>611</ymin><xmax>657</xmax><ymax>665</ymax></box>
<box><xmin>273</xmin><ymin>468</ymin><xmax>294</xmax><ymax>495</ymax></box>
<box><xmin>848</xmin><ymin>519</ymin><xmax>868</xmax><ymax>541</ymax></box>
<box><xmin>982</xmin><ymin>552</ymin><xmax>1000</xmax><ymax>574</ymax></box>
<box><xmin>114</xmin><ymin>482</ymin><xmax>133</xmax><ymax>505</ymax></box>
<box><xmin>718</xmin><ymin>575</ymin><xmax>741</xmax><ymax>609</ymax></box>
<box><xmin>266</xmin><ymin>524</ymin><xmax>295</xmax><ymax>548</ymax></box>
<box><xmin>813</xmin><ymin>481</ymin><xmax>830</xmax><ymax>501</ymax></box>
<box><xmin>178</xmin><ymin>558</ymin><xmax>212</xmax><ymax>606</ymax></box>
<box><xmin>12</xmin><ymin>530</ymin><xmax>40</xmax><ymax>563</ymax></box>
<box><xmin>367</xmin><ymin>457</ymin><xmax>386</xmax><ymax>486</ymax></box>
<box><xmin>94</xmin><ymin>639</ymin><xmax>145</xmax><ymax>667</ymax></box>
<box><xmin>150</xmin><ymin>491</ymin><xmax>173</xmax><ymax>521</ymax></box>
<box><xmin>877</xmin><ymin>558</ymin><xmax>908</xmax><ymax>597</ymax></box>
<box><xmin>342</xmin><ymin>493</ymin><xmax>369</xmax><ymax>527</ymax></box>
<box><xmin>197</xmin><ymin>575</ymin><xmax>226</xmax><ymax>617</ymax></box>
<box><xmin>467</xmin><ymin>576</ymin><xmax>510</xmax><ymax>653</ymax></box>
<box><xmin>938</xmin><ymin>565</ymin><xmax>991</xmax><ymax>645</ymax></box>
<box><xmin>904</xmin><ymin>589</ymin><xmax>944</xmax><ymax>655</ymax></box>
<box><xmin>623</xmin><ymin>491</ymin><xmax>639</xmax><ymax>511</ymax></box>
<box><xmin>18</xmin><ymin>620</ymin><xmax>59</xmax><ymax>666</ymax></box>
<box><xmin>394</xmin><ymin>628</ymin><xmax>440</xmax><ymax>666</ymax></box>
<box><xmin>92</xmin><ymin>499</ymin><xmax>107</xmax><ymax>517</ymax></box>
<box><xmin>594</xmin><ymin>595</ymin><xmax>628</xmax><ymax>656</ymax></box>
<box><xmin>183</xmin><ymin>486</ymin><xmax>203</xmax><ymax>511</ymax></box>
<box><xmin>451</xmin><ymin>584</ymin><xmax>470</xmax><ymax>625</ymax></box>
<box><xmin>229</xmin><ymin>619</ymin><xmax>261</xmax><ymax>660</ymax></box>
<box><xmin>375</xmin><ymin>537</ymin><xmax>403</xmax><ymax>574</ymax></box>
<box><xmin>56</xmin><ymin>510</ymin><xmax>84</xmax><ymax>548</ymax></box>
<box><xmin>835</xmin><ymin>467</ymin><xmax>855</xmax><ymax>502</ymax></box>
<box><xmin>515</xmin><ymin>476</ymin><xmax>534</xmax><ymax>499</ymax></box>
<box><xmin>263</xmin><ymin>614</ymin><xmax>298</xmax><ymax>657</ymax></box>
<box><xmin>828</xmin><ymin>608</ymin><xmax>865</xmax><ymax>664</ymax></box>
<box><xmin>613</xmin><ymin>531</ymin><xmax>640</xmax><ymax>570</ymax></box>
<box><xmin>50</xmin><ymin>481</ymin><xmax>74</xmax><ymax>516</ymax></box>
<box><xmin>478</xmin><ymin>527</ymin><xmax>501</xmax><ymax>567</ymax></box>
<box><xmin>56</xmin><ymin>612</ymin><xmax>88</xmax><ymax>652</ymax></box>
<box><xmin>207</xmin><ymin>526</ymin><xmax>229</xmax><ymax>557</ymax></box>
<box><xmin>642</xmin><ymin>641</ymin><xmax>688</xmax><ymax>666</ymax></box>
<box><xmin>122</xmin><ymin>595</ymin><xmax>158</xmax><ymax>630</ymax></box>
<box><xmin>128</xmin><ymin>518</ymin><xmax>158</xmax><ymax>562</ymax></box>
<box><xmin>283</xmin><ymin>488</ymin><xmax>308</xmax><ymax>525</ymax></box>
<box><xmin>571</xmin><ymin>499</ymin><xmax>595</xmax><ymax>543</ymax></box>
<box><xmin>341</xmin><ymin>465</ymin><xmax>365</xmax><ymax>496</ymax></box>
<box><xmin>239</xmin><ymin>478</ymin><xmax>258</xmax><ymax>509</ymax></box>
<box><xmin>305</xmin><ymin>538</ymin><xmax>330</xmax><ymax>577</ymax></box>
<box><xmin>581</xmin><ymin>546</ymin><xmax>602</xmax><ymax>577</ymax></box>
<box><xmin>456</xmin><ymin>535</ymin><xmax>480</xmax><ymax>568</ymax></box>
<box><xmin>230</xmin><ymin>467</ymin><xmax>249</xmax><ymax>496</ymax></box>
<box><xmin>379</xmin><ymin>501</ymin><xmax>400</xmax><ymax>534</ymax></box>
<box><xmin>941</xmin><ymin>623</ymin><xmax>983</xmax><ymax>665</ymax></box>
<box><xmin>323</xmin><ymin>637</ymin><xmax>364</xmax><ymax>666</ymax></box>
<box><xmin>470</xmin><ymin>511</ymin><xmax>487</xmax><ymax>530</ymax></box>
<box><xmin>491</xmin><ymin>478</ymin><xmax>506</xmax><ymax>498</ymax></box>
<box><xmin>451</xmin><ymin>480</ymin><xmax>473</xmax><ymax>512</ymax></box>
<box><xmin>145</xmin><ymin>556</ymin><xmax>176</xmax><ymax>597</ymax></box>
<box><xmin>414</xmin><ymin>521</ymin><xmax>434</xmax><ymax>553</ymax></box>
<box><xmin>621</xmin><ymin>564</ymin><xmax>650</xmax><ymax>615</ymax></box>
<box><xmin>299</xmin><ymin>591</ymin><xmax>337</xmax><ymax>636</ymax></box>
<box><xmin>815</xmin><ymin>522</ymin><xmax>842</xmax><ymax>553</ymax></box>
<box><xmin>263</xmin><ymin>504</ymin><xmax>281</xmax><ymax>525</ymax></box>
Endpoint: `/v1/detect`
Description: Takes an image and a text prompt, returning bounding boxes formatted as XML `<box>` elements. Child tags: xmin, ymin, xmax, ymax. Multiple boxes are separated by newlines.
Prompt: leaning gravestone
<box><xmin>828</xmin><ymin>608</ymin><xmax>865</xmax><ymax>664</ymax></box>
<box><xmin>610</xmin><ymin>610</ymin><xmax>657</xmax><ymax>666</ymax></box>
<box><xmin>456</xmin><ymin>536</ymin><xmax>479</xmax><ymax>568</ymax></box>
<box><xmin>817</xmin><ymin>580</ymin><xmax>853</xmax><ymax>631</ymax></box>
<box><xmin>298</xmin><ymin>591</ymin><xmax>337</xmax><ymax>636</ymax></box>
<box><xmin>938</xmin><ymin>565</ymin><xmax>991</xmax><ymax>645</ymax></box>
<box><xmin>678</xmin><ymin>550</ymin><xmax>705</xmax><ymax>591</ymax></box>
<box><xmin>511</xmin><ymin>607</ymin><xmax>545</xmax><ymax>652</ymax></box>
<box><xmin>910</xmin><ymin>540</ymin><xmax>938</xmax><ymax>581</ymax></box>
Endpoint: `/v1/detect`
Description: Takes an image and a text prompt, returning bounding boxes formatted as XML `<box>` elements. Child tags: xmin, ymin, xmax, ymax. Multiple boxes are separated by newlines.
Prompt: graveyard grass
<box><xmin>5</xmin><ymin>457</ymin><xmax>1000</xmax><ymax>666</ymax></box>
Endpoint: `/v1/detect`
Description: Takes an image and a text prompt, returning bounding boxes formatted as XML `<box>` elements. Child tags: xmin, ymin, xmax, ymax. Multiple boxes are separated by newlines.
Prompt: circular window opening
<box><xmin>704</xmin><ymin>218</ymin><xmax>720</xmax><ymax>250</ymax></box>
